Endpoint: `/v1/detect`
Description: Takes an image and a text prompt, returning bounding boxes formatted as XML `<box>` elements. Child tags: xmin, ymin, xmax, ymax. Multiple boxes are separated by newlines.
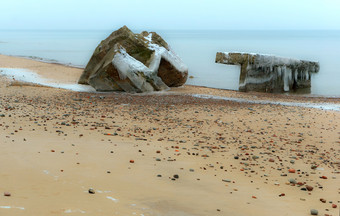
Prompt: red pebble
<box><xmin>332</xmin><ymin>204</ymin><xmax>337</xmax><ymax>208</ymax></box>
<box><xmin>4</xmin><ymin>192</ymin><xmax>11</xmax><ymax>197</ymax></box>
<box><xmin>129</xmin><ymin>160</ymin><xmax>135</xmax><ymax>163</ymax></box>
<box><xmin>320</xmin><ymin>176</ymin><xmax>328</xmax><ymax>179</ymax></box>
<box><xmin>51</xmin><ymin>150</ymin><xmax>55</xmax><ymax>152</ymax></box>
<box><xmin>306</xmin><ymin>185</ymin><xmax>313</xmax><ymax>191</ymax></box>
<box><xmin>288</xmin><ymin>169</ymin><xmax>296</xmax><ymax>173</ymax></box>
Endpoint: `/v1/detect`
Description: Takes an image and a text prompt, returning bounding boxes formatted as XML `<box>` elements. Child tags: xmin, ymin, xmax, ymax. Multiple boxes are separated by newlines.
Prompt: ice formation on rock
<box><xmin>78</xmin><ymin>26</ymin><xmax>188</xmax><ymax>93</ymax></box>
<box><xmin>215</xmin><ymin>52</ymin><xmax>319</xmax><ymax>93</ymax></box>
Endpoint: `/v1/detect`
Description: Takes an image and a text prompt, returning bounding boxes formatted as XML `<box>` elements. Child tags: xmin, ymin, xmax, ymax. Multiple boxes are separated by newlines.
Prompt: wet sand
<box><xmin>0</xmin><ymin>54</ymin><xmax>339</xmax><ymax>216</ymax></box>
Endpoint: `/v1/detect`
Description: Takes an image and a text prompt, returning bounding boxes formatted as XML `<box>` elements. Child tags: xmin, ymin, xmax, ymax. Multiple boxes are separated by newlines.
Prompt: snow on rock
<box><xmin>79</xmin><ymin>26</ymin><xmax>188</xmax><ymax>93</ymax></box>
<box><xmin>215</xmin><ymin>52</ymin><xmax>319</xmax><ymax>93</ymax></box>
<box><xmin>112</xmin><ymin>46</ymin><xmax>168</xmax><ymax>92</ymax></box>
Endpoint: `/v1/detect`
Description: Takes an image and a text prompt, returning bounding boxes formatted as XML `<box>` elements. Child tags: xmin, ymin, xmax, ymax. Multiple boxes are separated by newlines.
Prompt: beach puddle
<box><xmin>0</xmin><ymin>206</ymin><xmax>25</xmax><ymax>210</ymax></box>
<box><xmin>106</xmin><ymin>196</ymin><xmax>119</xmax><ymax>203</ymax></box>
<box><xmin>64</xmin><ymin>209</ymin><xmax>86</xmax><ymax>214</ymax></box>
<box><xmin>0</xmin><ymin>68</ymin><xmax>96</xmax><ymax>92</ymax></box>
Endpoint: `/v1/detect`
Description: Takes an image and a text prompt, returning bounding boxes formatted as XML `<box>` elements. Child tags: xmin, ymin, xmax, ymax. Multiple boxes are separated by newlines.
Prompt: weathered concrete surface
<box><xmin>78</xmin><ymin>26</ymin><xmax>188</xmax><ymax>93</ymax></box>
<box><xmin>216</xmin><ymin>52</ymin><xmax>320</xmax><ymax>93</ymax></box>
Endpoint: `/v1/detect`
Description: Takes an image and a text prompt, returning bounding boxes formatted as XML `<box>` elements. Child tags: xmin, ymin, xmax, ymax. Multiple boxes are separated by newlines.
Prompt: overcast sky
<box><xmin>1</xmin><ymin>0</ymin><xmax>339</xmax><ymax>30</ymax></box>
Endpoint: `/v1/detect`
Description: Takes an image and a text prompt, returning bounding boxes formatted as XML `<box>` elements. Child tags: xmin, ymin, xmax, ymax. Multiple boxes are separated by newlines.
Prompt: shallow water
<box><xmin>0</xmin><ymin>30</ymin><xmax>340</xmax><ymax>96</ymax></box>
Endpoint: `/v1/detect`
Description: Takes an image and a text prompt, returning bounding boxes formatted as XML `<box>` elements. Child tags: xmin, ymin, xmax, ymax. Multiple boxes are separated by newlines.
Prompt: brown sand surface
<box><xmin>0</xmin><ymin>55</ymin><xmax>339</xmax><ymax>216</ymax></box>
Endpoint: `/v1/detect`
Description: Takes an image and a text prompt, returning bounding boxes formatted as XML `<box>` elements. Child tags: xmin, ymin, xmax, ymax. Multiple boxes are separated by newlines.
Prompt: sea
<box><xmin>1</xmin><ymin>29</ymin><xmax>340</xmax><ymax>97</ymax></box>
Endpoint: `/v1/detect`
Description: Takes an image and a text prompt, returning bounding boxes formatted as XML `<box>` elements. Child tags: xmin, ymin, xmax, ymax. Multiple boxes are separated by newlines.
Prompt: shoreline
<box><xmin>2</xmin><ymin>54</ymin><xmax>340</xmax><ymax>99</ymax></box>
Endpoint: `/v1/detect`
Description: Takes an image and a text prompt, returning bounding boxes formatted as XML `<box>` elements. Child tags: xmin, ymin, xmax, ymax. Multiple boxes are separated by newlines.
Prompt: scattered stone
<box><xmin>306</xmin><ymin>185</ymin><xmax>314</xmax><ymax>191</ymax></box>
<box><xmin>4</xmin><ymin>192</ymin><xmax>11</xmax><ymax>197</ymax></box>
<box><xmin>289</xmin><ymin>178</ymin><xmax>297</xmax><ymax>184</ymax></box>
<box><xmin>320</xmin><ymin>198</ymin><xmax>326</xmax><ymax>203</ymax></box>
<box><xmin>310</xmin><ymin>209</ymin><xmax>318</xmax><ymax>215</ymax></box>
<box><xmin>288</xmin><ymin>169</ymin><xmax>296</xmax><ymax>173</ymax></box>
<box><xmin>173</xmin><ymin>174</ymin><xmax>179</xmax><ymax>179</ymax></box>
<box><xmin>332</xmin><ymin>204</ymin><xmax>337</xmax><ymax>208</ymax></box>
<box><xmin>129</xmin><ymin>160</ymin><xmax>135</xmax><ymax>163</ymax></box>
<box><xmin>88</xmin><ymin>188</ymin><xmax>95</xmax><ymax>194</ymax></box>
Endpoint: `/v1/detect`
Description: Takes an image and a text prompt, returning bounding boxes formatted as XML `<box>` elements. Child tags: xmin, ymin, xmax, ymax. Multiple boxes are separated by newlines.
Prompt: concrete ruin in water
<box><xmin>216</xmin><ymin>52</ymin><xmax>320</xmax><ymax>93</ymax></box>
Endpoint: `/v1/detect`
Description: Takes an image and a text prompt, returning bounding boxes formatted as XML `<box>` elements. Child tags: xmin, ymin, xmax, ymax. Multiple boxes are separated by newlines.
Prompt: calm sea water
<box><xmin>1</xmin><ymin>30</ymin><xmax>340</xmax><ymax>96</ymax></box>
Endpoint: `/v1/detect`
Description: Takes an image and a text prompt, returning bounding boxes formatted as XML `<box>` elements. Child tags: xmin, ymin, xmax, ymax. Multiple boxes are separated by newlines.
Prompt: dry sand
<box><xmin>0</xmin><ymin>55</ymin><xmax>339</xmax><ymax>216</ymax></box>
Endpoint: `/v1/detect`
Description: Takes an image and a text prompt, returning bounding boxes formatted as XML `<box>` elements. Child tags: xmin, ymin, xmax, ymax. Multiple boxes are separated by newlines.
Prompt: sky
<box><xmin>1</xmin><ymin>0</ymin><xmax>340</xmax><ymax>30</ymax></box>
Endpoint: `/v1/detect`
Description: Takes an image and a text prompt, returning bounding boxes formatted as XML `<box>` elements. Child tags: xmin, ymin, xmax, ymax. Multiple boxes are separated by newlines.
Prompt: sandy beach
<box><xmin>0</xmin><ymin>54</ymin><xmax>339</xmax><ymax>216</ymax></box>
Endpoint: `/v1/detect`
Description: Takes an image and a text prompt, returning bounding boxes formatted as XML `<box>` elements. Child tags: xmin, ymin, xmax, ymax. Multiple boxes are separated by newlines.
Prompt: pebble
<box><xmin>332</xmin><ymin>204</ymin><xmax>337</xmax><ymax>208</ymax></box>
<box><xmin>88</xmin><ymin>188</ymin><xmax>95</xmax><ymax>194</ymax></box>
<box><xmin>173</xmin><ymin>174</ymin><xmax>179</xmax><ymax>179</ymax></box>
<box><xmin>288</xmin><ymin>169</ymin><xmax>296</xmax><ymax>173</ymax></box>
<box><xmin>320</xmin><ymin>198</ymin><xmax>326</xmax><ymax>203</ymax></box>
<box><xmin>4</xmin><ymin>192</ymin><xmax>11</xmax><ymax>197</ymax></box>
<box><xmin>269</xmin><ymin>158</ymin><xmax>275</xmax><ymax>162</ymax></box>
<box><xmin>306</xmin><ymin>185</ymin><xmax>313</xmax><ymax>191</ymax></box>
<box><xmin>310</xmin><ymin>209</ymin><xmax>318</xmax><ymax>215</ymax></box>
<box><xmin>129</xmin><ymin>160</ymin><xmax>134</xmax><ymax>163</ymax></box>
<box><xmin>289</xmin><ymin>178</ymin><xmax>297</xmax><ymax>184</ymax></box>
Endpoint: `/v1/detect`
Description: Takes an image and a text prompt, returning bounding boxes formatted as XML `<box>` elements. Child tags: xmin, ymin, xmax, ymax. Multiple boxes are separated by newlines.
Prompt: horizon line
<box><xmin>1</xmin><ymin>28</ymin><xmax>340</xmax><ymax>32</ymax></box>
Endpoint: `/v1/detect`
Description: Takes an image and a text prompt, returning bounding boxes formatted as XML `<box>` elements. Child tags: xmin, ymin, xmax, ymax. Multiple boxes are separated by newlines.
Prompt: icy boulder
<box><xmin>78</xmin><ymin>26</ymin><xmax>188</xmax><ymax>92</ymax></box>
<box><xmin>216</xmin><ymin>52</ymin><xmax>320</xmax><ymax>93</ymax></box>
